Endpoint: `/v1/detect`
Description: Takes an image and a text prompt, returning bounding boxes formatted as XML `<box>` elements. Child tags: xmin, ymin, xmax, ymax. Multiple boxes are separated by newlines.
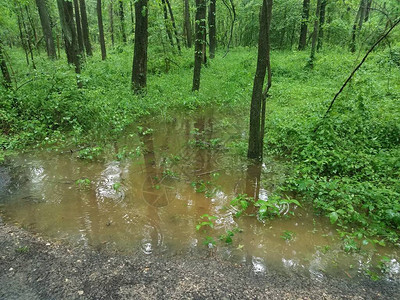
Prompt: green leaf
<box><xmin>329</xmin><ymin>211</ymin><xmax>339</xmax><ymax>224</ymax></box>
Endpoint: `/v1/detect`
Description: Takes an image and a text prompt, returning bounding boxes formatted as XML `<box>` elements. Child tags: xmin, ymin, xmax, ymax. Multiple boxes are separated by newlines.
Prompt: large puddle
<box><xmin>1</xmin><ymin>110</ymin><xmax>399</xmax><ymax>280</ymax></box>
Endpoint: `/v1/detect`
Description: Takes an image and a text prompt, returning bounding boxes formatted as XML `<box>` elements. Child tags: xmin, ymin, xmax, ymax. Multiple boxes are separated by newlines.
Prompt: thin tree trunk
<box><xmin>73</xmin><ymin>0</ymin><xmax>84</xmax><ymax>55</ymax></box>
<box><xmin>209</xmin><ymin>0</ymin><xmax>216</xmax><ymax>58</ymax></box>
<box><xmin>35</xmin><ymin>0</ymin><xmax>57</xmax><ymax>59</ymax></box>
<box><xmin>166</xmin><ymin>0</ymin><xmax>181</xmax><ymax>52</ymax></box>
<box><xmin>131</xmin><ymin>0</ymin><xmax>148</xmax><ymax>92</ymax></box>
<box><xmin>309</xmin><ymin>0</ymin><xmax>321</xmax><ymax>68</ymax></box>
<box><xmin>364</xmin><ymin>0</ymin><xmax>372</xmax><ymax>22</ymax></box>
<box><xmin>57</xmin><ymin>0</ymin><xmax>81</xmax><ymax>86</ymax></box>
<box><xmin>20</xmin><ymin>7</ymin><xmax>36</xmax><ymax>69</ymax></box>
<box><xmin>350</xmin><ymin>0</ymin><xmax>363</xmax><ymax>53</ymax></box>
<box><xmin>97</xmin><ymin>0</ymin><xmax>107</xmax><ymax>60</ymax></box>
<box><xmin>161</xmin><ymin>0</ymin><xmax>174</xmax><ymax>47</ymax></box>
<box><xmin>298</xmin><ymin>0</ymin><xmax>310</xmax><ymax>50</ymax></box>
<box><xmin>79</xmin><ymin>0</ymin><xmax>92</xmax><ymax>56</ymax></box>
<box><xmin>17</xmin><ymin>12</ymin><xmax>30</xmax><ymax>65</ymax></box>
<box><xmin>130</xmin><ymin>1</ymin><xmax>134</xmax><ymax>33</ymax></box>
<box><xmin>25</xmin><ymin>6</ymin><xmax>39</xmax><ymax>52</ymax></box>
<box><xmin>192</xmin><ymin>0</ymin><xmax>207</xmax><ymax>91</ymax></box>
<box><xmin>184</xmin><ymin>0</ymin><xmax>192</xmax><ymax>48</ymax></box>
<box><xmin>248</xmin><ymin>0</ymin><xmax>272</xmax><ymax>160</ymax></box>
<box><xmin>109</xmin><ymin>0</ymin><xmax>115</xmax><ymax>47</ymax></box>
<box><xmin>317</xmin><ymin>0</ymin><xmax>326</xmax><ymax>51</ymax></box>
<box><xmin>0</xmin><ymin>38</ymin><xmax>12</xmax><ymax>89</ymax></box>
<box><xmin>119</xmin><ymin>0</ymin><xmax>127</xmax><ymax>43</ymax></box>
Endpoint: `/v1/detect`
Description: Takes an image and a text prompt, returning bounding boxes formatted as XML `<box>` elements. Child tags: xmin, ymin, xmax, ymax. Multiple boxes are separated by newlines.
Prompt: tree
<box><xmin>248</xmin><ymin>0</ymin><xmax>272</xmax><ymax>160</ymax></box>
<box><xmin>119</xmin><ymin>0</ymin><xmax>127</xmax><ymax>43</ymax></box>
<box><xmin>73</xmin><ymin>0</ymin><xmax>84</xmax><ymax>55</ymax></box>
<box><xmin>317</xmin><ymin>0</ymin><xmax>327</xmax><ymax>51</ymax></box>
<box><xmin>131</xmin><ymin>0</ymin><xmax>148</xmax><ymax>92</ymax></box>
<box><xmin>109</xmin><ymin>0</ymin><xmax>115</xmax><ymax>47</ymax></box>
<box><xmin>184</xmin><ymin>0</ymin><xmax>192</xmax><ymax>48</ymax></box>
<box><xmin>35</xmin><ymin>0</ymin><xmax>57</xmax><ymax>59</ymax></box>
<box><xmin>97</xmin><ymin>0</ymin><xmax>107</xmax><ymax>60</ymax></box>
<box><xmin>350</xmin><ymin>0</ymin><xmax>368</xmax><ymax>53</ymax></box>
<box><xmin>192</xmin><ymin>0</ymin><xmax>206</xmax><ymax>91</ymax></box>
<box><xmin>0</xmin><ymin>38</ymin><xmax>12</xmax><ymax>89</ymax></box>
<box><xmin>57</xmin><ymin>0</ymin><xmax>81</xmax><ymax>86</ymax></box>
<box><xmin>208</xmin><ymin>0</ymin><xmax>216</xmax><ymax>58</ymax></box>
<box><xmin>161</xmin><ymin>0</ymin><xmax>174</xmax><ymax>47</ymax></box>
<box><xmin>308</xmin><ymin>0</ymin><xmax>321</xmax><ymax>68</ymax></box>
<box><xmin>79</xmin><ymin>0</ymin><xmax>92</xmax><ymax>56</ymax></box>
<box><xmin>165</xmin><ymin>0</ymin><xmax>181</xmax><ymax>52</ymax></box>
<box><xmin>298</xmin><ymin>0</ymin><xmax>310</xmax><ymax>50</ymax></box>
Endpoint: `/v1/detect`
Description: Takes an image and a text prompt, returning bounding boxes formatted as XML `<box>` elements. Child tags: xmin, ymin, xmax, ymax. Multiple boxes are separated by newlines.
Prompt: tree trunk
<box><xmin>309</xmin><ymin>0</ymin><xmax>321</xmax><ymax>68</ymax></box>
<box><xmin>317</xmin><ymin>0</ymin><xmax>326</xmax><ymax>51</ymax></box>
<box><xmin>131</xmin><ymin>0</ymin><xmax>148</xmax><ymax>92</ymax></box>
<box><xmin>57</xmin><ymin>0</ymin><xmax>81</xmax><ymax>85</ymax></box>
<box><xmin>130</xmin><ymin>1</ymin><xmax>134</xmax><ymax>33</ymax></box>
<box><xmin>161</xmin><ymin>0</ymin><xmax>174</xmax><ymax>47</ymax></box>
<box><xmin>73</xmin><ymin>0</ymin><xmax>84</xmax><ymax>55</ymax></box>
<box><xmin>97</xmin><ymin>0</ymin><xmax>107</xmax><ymax>60</ymax></box>
<box><xmin>166</xmin><ymin>0</ymin><xmax>181</xmax><ymax>52</ymax></box>
<box><xmin>17</xmin><ymin>12</ymin><xmax>30</xmax><ymax>65</ymax></box>
<box><xmin>364</xmin><ymin>0</ymin><xmax>372</xmax><ymax>22</ymax></box>
<box><xmin>298</xmin><ymin>0</ymin><xmax>310</xmax><ymax>50</ymax></box>
<box><xmin>20</xmin><ymin>7</ymin><xmax>36</xmax><ymax>69</ymax></box>
<box><xmin>79</xmin><ymin>0</ymin><xmax>92</xmax><ymax>56</ymax></box>
<box><xmin>208</xmin><ymin>0</ymin><xmax>216</xmax><ymax>58</ymax></box>
<box><xmin>248</xmin><ymin>0</ymin><xmax>272</xmax><ymax>161</ymax></box>
<box><xmin>0</xmin><ymin>38</ymin><xmax>12</xmax><ymax>89</ymax></box>
<box><xmin>109</xmin><ymin>1</ymin><xmax>115</xmax><ymax>47</ymax></box>
<box><xmin>119</xmin><ymin>0</ymin><xmax>127</xmax><ymax>43</ymax></box>
<box><xmin>184</xmin><ymin>0</ymin><xmax>192</xmax><ymax>48</ymax></box>
<box><xmin>350</xmin><ymin>0</ymin><xmax>363</xmax><ymax>53</ymax></box>
<box><xmin>192</xmin><ymin>0</ymin><xmax>207</xmax><ymax>91</ymax></box>
<box><xmin>25</xmin><ymin>6</ymin><xmax>39</xmax><ymax>52</ymax></box>
<box><xmin>35</xmin><ymin>0</ymin><xmax>57</xmax><ymax>59</ymax></box>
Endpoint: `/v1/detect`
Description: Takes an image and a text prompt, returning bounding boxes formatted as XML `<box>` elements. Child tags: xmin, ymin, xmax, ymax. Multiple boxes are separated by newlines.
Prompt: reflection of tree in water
<box><xmin>245</xmin><ymin>162</ymin><xmax>262</xmax><ymax>201</ymax></box>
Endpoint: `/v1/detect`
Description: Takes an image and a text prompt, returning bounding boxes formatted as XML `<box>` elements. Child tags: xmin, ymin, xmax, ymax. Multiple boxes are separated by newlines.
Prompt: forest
<box><xmin>0</xmin><ymin>0</ymin><xmax>400</xmax><ymax>291</ymax></box>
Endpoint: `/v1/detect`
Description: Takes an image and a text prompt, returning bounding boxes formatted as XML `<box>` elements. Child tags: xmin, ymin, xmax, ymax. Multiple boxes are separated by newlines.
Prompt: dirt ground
<box><xmin>1</xmin><ymin>217</ymin><xmax>399</xmax><ymax>300</ymax></box>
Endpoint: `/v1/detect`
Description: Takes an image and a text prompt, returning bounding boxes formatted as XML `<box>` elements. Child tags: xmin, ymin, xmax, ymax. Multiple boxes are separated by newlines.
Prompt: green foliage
<box><xmin>280</xmin><ymin>230</ymin><xmax>296</xmax><ymax>242</ymax></box>
<box><xmin>15</xmin><ymin>245</ymin><xmax>29</xmax><ymax>253</ymax></box>
<box><xmin>196</xmin><ymin>214</ymin><xmax>218</xmax><ymax>231</ymax></box>
<box><xmin>75</xmin><ymin>178</ymin><xmax>91</xmax><ymax>188</ymax></box>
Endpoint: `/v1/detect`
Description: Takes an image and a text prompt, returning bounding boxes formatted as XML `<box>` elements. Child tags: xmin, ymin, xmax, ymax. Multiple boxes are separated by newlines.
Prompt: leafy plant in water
<box><xmin>78</xmin><ymin>147</ymin><xmax>102</xmax><ymax>160</ymax></box>
<box><xmin>219</xmin><ymin>227</ymin><xmax>243</xmax><ymax>244</ymax></box>
<box><xmin>76</xmin><ymin>178</ymin><xmax>91</xmax><ymax>188</ymax></box>
<box><xmin>281</xmin><ymin>230</ymin><xmax>296</xmax><ymax>241</ymax></box>
<box><xmin>196</xmin><ymin>214</ymin><xmax>218</xmax><ymax>231</ymax></box>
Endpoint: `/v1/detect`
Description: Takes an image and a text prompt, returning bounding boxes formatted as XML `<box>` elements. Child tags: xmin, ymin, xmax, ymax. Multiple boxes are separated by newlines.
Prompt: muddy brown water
<box><xmin>1</xmin><ymin>111</ymin><xmax>399</xmax><ymax>281</ymax></box>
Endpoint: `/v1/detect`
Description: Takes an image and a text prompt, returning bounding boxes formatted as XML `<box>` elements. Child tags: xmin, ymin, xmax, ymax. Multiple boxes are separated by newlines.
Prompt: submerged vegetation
<box><xmin>0</xmin><ymin>0</ymin><xmax>400</xmax><ymax>258</ymax></box>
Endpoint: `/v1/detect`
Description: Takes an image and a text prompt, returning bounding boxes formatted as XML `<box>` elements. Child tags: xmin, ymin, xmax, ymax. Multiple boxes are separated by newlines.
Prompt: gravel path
<box><xmin>1</xmin><ymin>218</ymin><xmax>399</xmax><ymax>300</ymax></box>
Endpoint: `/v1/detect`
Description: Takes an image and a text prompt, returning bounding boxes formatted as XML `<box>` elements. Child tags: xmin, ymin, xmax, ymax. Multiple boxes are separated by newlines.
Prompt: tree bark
<box><xmin>317</xmin><ymin>0</ymin><xmax>326</xmax><ymax>51</ymax></box>
<box><xmin>119</xmin><ymin>0</ymin><xmax>127</xmax><ymax>43</ymax></box>
<box><xmin>35</xmin><ymin>0</ymin><xmax>57</xmax><ymax>59</ymax></box>
<box><xmin>109</xmin><ymin>0</ymin><xmax>115</xmax><ymax>47</ymax></box>
<box><xmin>184</xmin><ymin>0</ymin><xmax>192</xmax><ymax>48</ymax></box>
<box><xmin>97</xmin><ymin>0</ymin><xmax>107</xmax><ymax>60</ymax></box>
<box><xmin>298</xmin><ymin>0</ymin><xmax>310</xmax><ymax>50</ymax></box>
<box><xmin>130</xmin><ymin>1</ymin><xmax>134</xmax><ymax>33</ymax></box>
<box><xmin>17</xmin><ymin>11</ymin><xmax>30</xmax><ymax>65</ymax></box>
<box><xmin>247</xmin><ymin>0</ymin><xmax>272</xmax><ymax>161</ymax></box>
<box><xmin>192</xmin><ymin>0</ymin><xmax>207</xmax><ymax>91</ymax></box>
<box><xmin>309</xmin><ymin>0</ymin><xmax>321</xmax><ymax>68</ymax></box>
<box><xmin>166</xmin><ymin>0</ymin><xmax>181</xmax><ymax>52</ymax></box>
<box><xmin>131</xmin><ymin>0</ymin><xmax>148</xmax><ymax>92</ymax></box>
<box><xmin>0</xmin><ymin>38</ymin><xmax>12</xmax><ymax>89</ymax></box>
<box><xmin>20</xmin><ymin>6</ymin><xmax>36</xmax><ymax>69</ymax></box>
<box><xmin>73</xmin><ymin>0</ymin><xmax>84</xmax><ymax>55</ymax></box>
<box><xmin>79</xmin><ymin>0</ymin><xmax>93</xmax><ymax>56</ymax></box>
<box><xmin>208</xmin><ymin>0</ymin><xmax>216</xmax><ymax>58</ymax></box>
<box><xmin>57</xmin><ymin>0</ymin><xmax>81</xmax><ymax>86</ymax></box>
<box><xmin>350</xmin><ymin>0</ymin><xmax>364</xmax><ymax>53</ymax></box>
<box><xmin>161</xmin><ymin>0</ymin><xmax>174</xmax><ymax>47</ymax></box>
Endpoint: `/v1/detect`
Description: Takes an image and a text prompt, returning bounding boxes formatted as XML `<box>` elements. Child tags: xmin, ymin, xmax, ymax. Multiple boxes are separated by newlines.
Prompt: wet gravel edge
<box><xmin>1</xmin><ymin>217</ymin><xmax>399</xmax><ymax>300</ymax></box>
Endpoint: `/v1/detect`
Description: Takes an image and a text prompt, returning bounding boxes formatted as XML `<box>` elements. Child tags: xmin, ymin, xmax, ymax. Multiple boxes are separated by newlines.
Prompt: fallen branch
<box><xmin>322</xmin><ymin>18</ymin><xmax>400</xmax><ymax>118</ymax></box>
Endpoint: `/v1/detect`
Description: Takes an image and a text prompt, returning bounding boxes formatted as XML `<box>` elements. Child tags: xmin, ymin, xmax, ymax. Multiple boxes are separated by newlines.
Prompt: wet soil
<box><xmin>1</xmin><ymin>218</ymin><xmax>399</xmax><ymax>300</ymax></box>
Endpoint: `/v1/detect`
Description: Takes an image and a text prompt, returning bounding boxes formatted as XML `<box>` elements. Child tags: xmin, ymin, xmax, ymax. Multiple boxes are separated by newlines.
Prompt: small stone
<box><xmin>78</xmin><ymin>290</ymin><xmax>84</xmax><ymax>296</ymax></box>
<box><xmin>9</xmin><ymin>268</ymin><xmax>13</xmax><ymax>271</ymax></box>
<box><xmin>46</xmin><ymin>243</ymin><xmax>50</xmax><ymax>246</ymax></box>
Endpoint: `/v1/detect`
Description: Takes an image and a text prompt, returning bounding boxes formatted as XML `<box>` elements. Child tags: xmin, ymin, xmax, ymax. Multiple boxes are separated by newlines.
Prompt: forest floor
<box><xmin>1</xmin><ymin>217</ymin><xmax>399</xmax><ymax>300</ymax></box>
